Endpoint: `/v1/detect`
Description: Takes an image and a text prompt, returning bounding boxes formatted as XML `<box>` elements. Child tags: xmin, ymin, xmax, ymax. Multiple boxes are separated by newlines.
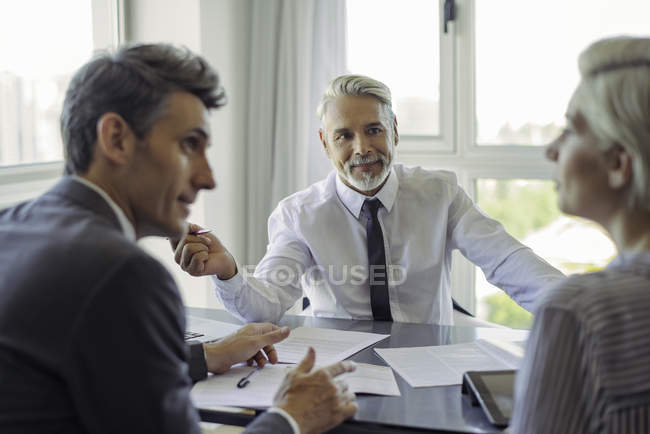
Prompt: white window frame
<box><xmin>0</xmin><ymin>0</ymin><xmax>124</xmax><ymax>209</ymax></box>
<box><xmin>396</xmin><ymin>0</ymin><xmax>555</xmax><ymax>313</ymax></box>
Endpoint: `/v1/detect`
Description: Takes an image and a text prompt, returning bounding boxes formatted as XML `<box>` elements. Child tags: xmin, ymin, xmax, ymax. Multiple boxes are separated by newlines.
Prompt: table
<box><xmin>189</xmin><ymin>307</ymin><xmax>527</xmax><ymax>434</ymax></box>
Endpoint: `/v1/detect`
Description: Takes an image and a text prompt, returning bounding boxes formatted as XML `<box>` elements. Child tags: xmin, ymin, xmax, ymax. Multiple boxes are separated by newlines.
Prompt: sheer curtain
<box><xmin>245</xmin><ymin>0</ymin><xmax>346</xmax><ymax>264</ymax></box>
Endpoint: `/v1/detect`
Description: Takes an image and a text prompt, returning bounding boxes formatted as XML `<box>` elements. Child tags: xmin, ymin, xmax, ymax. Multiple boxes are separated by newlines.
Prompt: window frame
<box><xmin>0</xmin><ymin>0</ymin><xmax>124</xmax><ymax>209</ymax></box>
<box><xmin>396</xmin><ymin>0</ymin><xmax>556</xmax><ymax>313</ymax></box>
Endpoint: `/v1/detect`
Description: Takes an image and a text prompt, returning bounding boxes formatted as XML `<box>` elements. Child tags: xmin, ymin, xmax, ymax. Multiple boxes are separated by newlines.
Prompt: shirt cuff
<box><xmin>210</xmin><ymin>263</ymin><xmax>245</xmax><ymax>303</ymax></box>
<box><xmin>267</xmin><ymin>407</ymin><xmax>300</xmax><ymax>434</ymax></box>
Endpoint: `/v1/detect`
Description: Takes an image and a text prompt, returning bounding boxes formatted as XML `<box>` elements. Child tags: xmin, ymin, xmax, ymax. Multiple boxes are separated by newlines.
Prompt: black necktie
<box><xmin>363</xmin><ymin>199</ymin><xmax>392</xmax><ymax>321</ymax></box>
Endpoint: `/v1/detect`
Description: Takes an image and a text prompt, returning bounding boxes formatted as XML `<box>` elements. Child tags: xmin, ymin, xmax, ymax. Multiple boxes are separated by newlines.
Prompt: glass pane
<box><xmin>346</xmin><ymin>0</ymin><xmax>440</xmax><ymax>136</ymax></box>
<box><xmin>0</xmin><ymin>0</ymin><xmax>93</xmax><ymax>166</ymax></box>
<box><xmin>475</xmin><ymin>179</ymin><xmax>616</xmax><ymax>328</ymax></box>
<box><xmin>475</xmin><ymin>0</ymin><xmax>650</xmax><ymax>146</ymax></box>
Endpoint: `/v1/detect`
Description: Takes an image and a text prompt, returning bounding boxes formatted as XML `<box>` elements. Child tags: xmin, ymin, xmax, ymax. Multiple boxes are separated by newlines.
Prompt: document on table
<box><xmin>185</xmin><ymin>315</ymin><xmax>240</xmax><ymax>343</ymax></box>
<box><xmin>274</xmin><ymin>327</ymin><xmax>389</xmax><ymax>365</ymax></box>
<box><xmin>374</xmin><ymin>338</ymin><xmax>524</xmax><ymax>388</ymax></box>
<box><xmin>191</xmin><ymin>362</ymin><xmax>400</xmax><ymax>409</ymax></box>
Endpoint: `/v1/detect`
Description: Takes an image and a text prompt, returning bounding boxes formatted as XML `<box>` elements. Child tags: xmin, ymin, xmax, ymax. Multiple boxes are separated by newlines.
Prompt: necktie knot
<box><xmin>363</xmin><ymin>199</ymin><xmax>382</xmax><ymax>218</ymax></box>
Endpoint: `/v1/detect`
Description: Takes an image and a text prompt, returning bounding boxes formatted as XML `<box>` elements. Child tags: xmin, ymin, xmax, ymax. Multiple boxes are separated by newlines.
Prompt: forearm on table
<box><xmin>212</xmin><ymin>257</ymin><xmax>305</xmax><ymax>323</ymax></box>
<box><xmin>486</xmin><ymin>247</ymin><xmax>565</xmax><ymax>312</ymax></box>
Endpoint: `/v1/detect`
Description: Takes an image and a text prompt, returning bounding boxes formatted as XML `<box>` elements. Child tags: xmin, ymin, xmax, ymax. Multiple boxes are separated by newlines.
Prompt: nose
<box><xmin>352</xmin><ymin>134</ymin><xmax>372</xmax><ymax>156</ymax></box>
<box><xmin>545</xmin><ymin>140</ymin><xmax>559</xmax><ymax>162</ymax></box>
<box><xmin>193</xmin><ymin>155</ymin><xmax>217</xmax><ymax>191</ymax></box>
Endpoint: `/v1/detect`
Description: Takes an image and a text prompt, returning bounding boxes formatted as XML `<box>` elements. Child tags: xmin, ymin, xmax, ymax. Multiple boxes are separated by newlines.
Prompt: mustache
<box><xmin>345</xmin><ymin>154</ymin><xmax>386</xmax><ymax>168</ymax></box>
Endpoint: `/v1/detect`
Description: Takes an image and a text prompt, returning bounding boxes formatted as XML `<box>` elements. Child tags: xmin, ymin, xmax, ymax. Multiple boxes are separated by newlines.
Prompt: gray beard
<box><xmin>338</xmin><ymin>153</ymin><xmax>392</xmax><ymax>193</ymax></box>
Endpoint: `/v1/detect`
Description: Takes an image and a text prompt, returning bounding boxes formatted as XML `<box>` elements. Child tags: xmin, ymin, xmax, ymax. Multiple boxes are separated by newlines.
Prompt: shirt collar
<box><xmin>335</xmin><ymin>166</ymin><xmax>398</xmax><ymax>219</ymax></box>
<box><xmin>71</xmin><ymin>176</ymin><xmax>137</xmax><ymax>242</ymax></box>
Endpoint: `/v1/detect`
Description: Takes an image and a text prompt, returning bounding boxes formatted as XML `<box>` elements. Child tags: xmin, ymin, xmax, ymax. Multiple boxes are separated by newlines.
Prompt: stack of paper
<box><xmin>274</xmin><ymin>327</ymin><xmax>389</xmax><ymax>365</ymax></box>
<box><xmin>191</xmin><ymin>362</ymin><xmax>400</xmax><ymax>409</ymax></box>
<box><xmin>375</xmin><ymin>339</ymin><xmax>524</xmax><ymax>388</ymax></box>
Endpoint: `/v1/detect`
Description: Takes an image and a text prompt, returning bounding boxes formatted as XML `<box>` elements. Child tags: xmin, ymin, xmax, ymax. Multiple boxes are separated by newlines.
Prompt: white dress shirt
<box><xmin>213</xmin><ymin>164</ymin><xmax>564</xmax><ymax>324</ymax></box>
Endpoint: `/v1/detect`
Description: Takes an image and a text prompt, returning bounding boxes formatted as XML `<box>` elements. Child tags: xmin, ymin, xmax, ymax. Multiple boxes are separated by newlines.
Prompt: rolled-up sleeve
<box><xmin>212</xmin><ymin>206</ymin><xmax>314</xmax><ymax>323</ymax></box>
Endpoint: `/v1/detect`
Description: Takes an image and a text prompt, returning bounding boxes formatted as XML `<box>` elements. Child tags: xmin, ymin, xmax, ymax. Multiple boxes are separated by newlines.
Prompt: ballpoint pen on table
<box><xmin>237</xmin><ymin>367</ymin><xmax>260</xmax><ymax>388</ymax></box>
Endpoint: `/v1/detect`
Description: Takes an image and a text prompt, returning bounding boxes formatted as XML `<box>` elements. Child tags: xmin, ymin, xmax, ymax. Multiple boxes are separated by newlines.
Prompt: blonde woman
<box><xmin>510</xmin><ymin>36</ymin><xmax>650</xmax><ymax>433</ymax></box>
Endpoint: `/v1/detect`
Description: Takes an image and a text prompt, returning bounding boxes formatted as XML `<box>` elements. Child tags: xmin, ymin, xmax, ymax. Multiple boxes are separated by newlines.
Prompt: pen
<box><xmin>237</xmin><ymin>367</ymin><xmax>259</xmax><ymax>388</ymax></box>
<box><xmin>165</xmin><ymin>228</ymin><xmax>211</xmax><ymax>241</ymax></box>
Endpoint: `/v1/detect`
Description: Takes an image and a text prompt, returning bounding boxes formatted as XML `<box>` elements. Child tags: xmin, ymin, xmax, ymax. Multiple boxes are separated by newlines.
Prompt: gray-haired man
<box><xmin>175</xmin><ymin>74</ymin><xmax>564</xmax><ymax>325</ymax></box>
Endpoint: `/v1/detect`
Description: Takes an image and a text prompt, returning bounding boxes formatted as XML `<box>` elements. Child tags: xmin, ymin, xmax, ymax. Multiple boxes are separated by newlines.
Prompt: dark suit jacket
<box><xmin>0</xmin><ymin>178</ymin><xmax>291</xmax><ymax>434</ymax></box>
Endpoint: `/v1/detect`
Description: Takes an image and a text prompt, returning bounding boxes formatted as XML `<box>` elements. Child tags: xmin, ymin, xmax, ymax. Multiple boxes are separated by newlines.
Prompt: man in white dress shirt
<box><xmin>173</xmin><ymin>74</ymin><xmax>564</xmax><ymax>324</ymax></box>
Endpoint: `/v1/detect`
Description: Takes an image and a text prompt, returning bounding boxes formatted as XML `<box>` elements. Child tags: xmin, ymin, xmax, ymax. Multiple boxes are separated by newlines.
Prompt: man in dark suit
<box><xmin>0</xmin><ymin>44</ymin><xmax>356</xmax><ymax>434</ymax></box>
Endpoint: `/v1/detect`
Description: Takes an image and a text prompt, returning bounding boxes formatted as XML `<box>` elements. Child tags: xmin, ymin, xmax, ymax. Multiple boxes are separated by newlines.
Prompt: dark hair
<box><xmin>60</xmin><ymin>43</ymin><xmax>226</xmax><ymax>174</ymax></box>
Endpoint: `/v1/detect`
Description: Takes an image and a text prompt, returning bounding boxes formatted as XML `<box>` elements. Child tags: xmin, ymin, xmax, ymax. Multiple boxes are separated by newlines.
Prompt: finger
<box><xmin>187</xmin><ymin>251</ymin><xmax>209</xmax><ymax>275</ymax></box>
<box><xmin>188</xmin><ymin>222</ymin><xmax>203</xmax><ymax>233</ymax></box>
<box><xmin>174</xmin><ymin>238</ymin><xmax>187</xmax><ymax>264</ymax></box>
<box><xmin>181</xmin><ymin>243</ymin><xmax>209</xmax><ymax>269</ymax></box>
<box><xmin>295</xmin><ymin>347</ymin><xmax>316</xmax><ymax>374</ymax></box>
<box><xmin>341</xmin><ymin>399</ymin><xmax>358</xmax><ymax>419</ymax></box>
<box><xmin>253</xmin><ymin>351</ymin><xmax>267</xmax><ymax>368</ymax></box>
<box><xmin>246</xmin><ymin>322</ymin><xmax>281</xmax><ymax>335</ymax></box>
<box><xmin>263</xmin><ymin>344</ymin><xmax>278</xmax><ymax>364</ymax></box>
<box><xmin>256</xmin><ymin>327</ymin><xmax>290</xmax><ymax>346</ymax></box>
<box><xmin>320</xmin><ymin>360</ymin><xmax>357</xmax><ymax>379</ymax></box>
<box><xmin>334</xmin><ymin>379</ymin><xmax>349</xmax><ymax>394</ymax></box>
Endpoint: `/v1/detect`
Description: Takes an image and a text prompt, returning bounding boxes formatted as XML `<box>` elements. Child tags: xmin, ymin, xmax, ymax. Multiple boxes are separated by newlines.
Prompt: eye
<box><xmin>336</xmin><ymin>132</ymin><xmax>352</xmax><ymax>141</ymax></box>
<box><xmin>367</xmin><ymin>127</ymin><xmax>382</xmax><ymax>135</ymax></box>
<box><xmin>182</xmin><ymin>136</ymin><xmax>202</xmax><ymax>152</ymax></box>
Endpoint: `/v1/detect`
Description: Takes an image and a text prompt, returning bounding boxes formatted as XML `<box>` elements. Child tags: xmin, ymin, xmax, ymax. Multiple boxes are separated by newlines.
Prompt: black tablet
<box><xmin>461</xmin><ymin>370</ymin><xmax>516</xmax><ymax>428</ymax></box>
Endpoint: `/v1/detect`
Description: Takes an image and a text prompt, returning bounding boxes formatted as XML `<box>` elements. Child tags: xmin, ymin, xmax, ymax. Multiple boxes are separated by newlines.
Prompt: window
<box><xmin>346</xmin><ymin>0</ymin><xmax>453</xmax><ymax>152</ymax></box>
<box><xmin>475</xmin><ymin>179</ymin><xmax>615</xmax><ymax>328</ymax></box>
<box><xmin>0</xmin><ymin>0</ymin><xmax>94</xmax><ymax>166</ymax></box>
<box><xmin>346</xmin><ymin>0</ymin><xmax>650</xmax><ymax>328</ymax></box>
<box><xmin>0</xmin><ymin>0</ymin><xmax>123</xmax><ymax>209</ymax></box>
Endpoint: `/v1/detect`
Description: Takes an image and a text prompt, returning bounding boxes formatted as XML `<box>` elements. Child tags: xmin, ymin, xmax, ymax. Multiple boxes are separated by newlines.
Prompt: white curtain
<box><xmin>245</xmin><ymin>0</ymin><xmax>346</xmax><ymax>264</ymax></box>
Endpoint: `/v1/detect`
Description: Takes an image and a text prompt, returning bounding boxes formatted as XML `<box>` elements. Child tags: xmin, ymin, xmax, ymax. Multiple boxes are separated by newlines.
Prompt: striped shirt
<box><xmin>510</xmin><ymin>251</ymin><xmax>650</xmax><ymax>434</ymax></box>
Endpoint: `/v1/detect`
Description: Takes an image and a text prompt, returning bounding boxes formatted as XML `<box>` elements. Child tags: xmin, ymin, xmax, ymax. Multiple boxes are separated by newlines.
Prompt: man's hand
<box><xmin>203</xmin><ymin>323</ymin><xmax>290</xmax><ymax>374</ymax></box>
<box><xmin>273</xmin><ymin>347</ymin><xmax>358</xmax><ymax>434</ymax></box>
<box><xmin>171</xmin><ymin>223</ymin><xmax>237</xmax><ymax>279</ymax></box>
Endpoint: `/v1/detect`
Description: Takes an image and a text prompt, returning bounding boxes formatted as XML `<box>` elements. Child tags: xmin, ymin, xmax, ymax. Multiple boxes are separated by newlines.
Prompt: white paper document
<box><xmin>192</xmin><ymin>362</ymin><xmax>400</xmax><ymax>409</ymax></box>
<box><xmin>185</xmin><ymin>315</ymin><xmax>240</xmax><ymax>343</ymax></box>
<box><xmin>274</xmin><ymin>327</ymin><xmax>389</xmax><ymax>365</ymax></box>
<box><xmin>341</xmin><ymin>363</ymin><xmax>401</xmax><ymax>396</ymax></box>
<box><xmin>374</xmin><ymin>339</ymin><xmax>524</xmax><ymax>388</ymax></box>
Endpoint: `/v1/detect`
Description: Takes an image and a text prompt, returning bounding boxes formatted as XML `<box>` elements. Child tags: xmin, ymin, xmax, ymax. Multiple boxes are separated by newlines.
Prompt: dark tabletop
<box><xmin>188</xmin><ymin>307</ymin><xmax>527</xmax><ymax>434</ymax></box>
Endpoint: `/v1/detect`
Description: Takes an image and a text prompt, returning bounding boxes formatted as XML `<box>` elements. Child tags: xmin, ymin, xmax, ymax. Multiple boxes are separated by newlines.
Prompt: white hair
<box><xmin>316</xmin><ymin>74</ymin><xmax>395</xmax><ymax>122</ymax></box>
<box><xmin>570</xmin><ymin>36</ymin><xmax>650</xmax><ymax>211</ymax></box>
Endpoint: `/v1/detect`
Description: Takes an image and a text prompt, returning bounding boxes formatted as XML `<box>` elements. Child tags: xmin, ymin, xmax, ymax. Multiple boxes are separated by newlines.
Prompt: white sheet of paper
<box><xmin>192</xmin><ymin>361</ymin><xmax>400</xmax><ymax>409</ymax></box>
<box><xmin>341</xmin><ymin>363</ymin><xmax>401</xmax><ymax>396</ymax></box>
<box><xmin>186</xmin><ymin>316</ymin><xmax>240</xmax><ymax>343</ymax></box>
<box><xmin>374</xmin><ymin>339</ymin><xmax>523</xmax><ymax>388</ymax></box>
<box><xmin>274</xmin><ymin>327</ymin><xmax>389</xmax><ymax>365</ymax></box>
<box><xmin>191</xmin><ymin>364</ymin><xmax>294</xmax><ymax>409</ymax></box>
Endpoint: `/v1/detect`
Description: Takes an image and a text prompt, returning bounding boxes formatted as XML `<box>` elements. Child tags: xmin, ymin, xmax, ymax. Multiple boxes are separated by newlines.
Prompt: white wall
<box><xmin>125</xmin><ymin>0</ymin><xmax>251</xmax><ymax>309</ymax></box>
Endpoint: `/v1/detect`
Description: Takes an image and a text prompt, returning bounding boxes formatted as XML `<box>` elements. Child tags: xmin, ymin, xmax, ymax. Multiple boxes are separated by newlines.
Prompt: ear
<box><xmin>607</xmin><ymin>144</ymin><xmax>633</xmax><ymax>190</ymax></box>
<box><xmin>392</xmin><ymin>116</ymin><xmax>399</xmax><ymax>147</ymax></box>
<box><xmin>95</xmin><ymin>113</ymin><xmax>135</xmax><ymax>166</ymax></box>
<box><xmin>319</xmin><ymin>128</ymin><xmax>330</xmax><ymax>157</ymax></box>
